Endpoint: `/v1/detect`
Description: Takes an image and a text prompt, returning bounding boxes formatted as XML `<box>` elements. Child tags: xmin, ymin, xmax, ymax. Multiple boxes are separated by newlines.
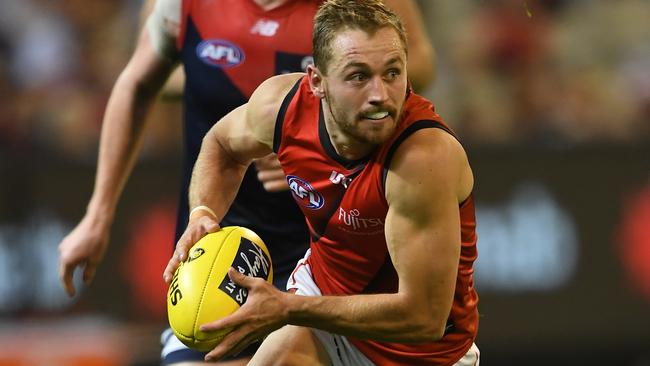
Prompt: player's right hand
<box><xmin>58</xmin><ymin>215</ymin><xmax>111</xmax><ymax>297</ymax></box>
<box><xmin>163</xmin><ymin>215</ymin><xmax>220</xmax><ymax>283</ymax></box>
<box><xmin>254</xmin><ymin>153</ymin><xmax>288</xmax><ymax>192</ymax></box>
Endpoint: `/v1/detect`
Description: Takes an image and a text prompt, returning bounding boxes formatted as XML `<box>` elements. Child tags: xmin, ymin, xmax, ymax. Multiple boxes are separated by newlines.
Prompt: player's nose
<box><xmin>367</xmin><ymin>76</ymin><xmax>389</xmax><ymax>105</ymax></box>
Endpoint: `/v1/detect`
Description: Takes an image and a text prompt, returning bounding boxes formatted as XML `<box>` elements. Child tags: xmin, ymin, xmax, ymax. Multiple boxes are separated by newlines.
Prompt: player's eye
<box><xmin>385</xmin><ymin>68</ymin><xmax>401</xmax><ymax>80</ymax></box>
<box><xmin>348</xmin><ymin>72</ymin><xmax>368</xmax><ymax>83</ymax></box>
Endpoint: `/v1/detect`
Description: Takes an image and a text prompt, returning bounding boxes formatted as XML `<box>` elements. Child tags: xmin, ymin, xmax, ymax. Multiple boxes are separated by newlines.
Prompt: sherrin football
<box><xmin>167</xmin><ymin>226</ymin><xmax>273</xmax><ymax>351</ymax></box>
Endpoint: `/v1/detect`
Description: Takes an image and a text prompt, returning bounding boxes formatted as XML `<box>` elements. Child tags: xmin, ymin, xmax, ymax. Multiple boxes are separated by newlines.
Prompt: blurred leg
<box><xmin>169</xmin><ymin>360</ymin><xmax>249</xmax><ymax>366</ymax></box>
<box><xmin>248</xmin><ymin>325</ymin><xmax>330</xmax><ymax>366</ymax></box>
<box><xmin>162</xmin><ymin>327</ymin><xmax>255</xmax><ymax>366</ymax></box>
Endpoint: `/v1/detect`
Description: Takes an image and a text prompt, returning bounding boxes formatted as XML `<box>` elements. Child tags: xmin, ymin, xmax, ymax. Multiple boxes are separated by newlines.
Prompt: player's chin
<box><xmin>358</xmin><ymin>121</ymin><xmax>396</xmax><ymax>144</ymax></box>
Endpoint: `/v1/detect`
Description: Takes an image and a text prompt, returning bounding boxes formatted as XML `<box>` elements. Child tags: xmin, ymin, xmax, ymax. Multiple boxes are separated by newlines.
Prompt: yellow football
<box><xmin>167</xmin><ymin>226</ymin><xmax>273</xmax><ymax>351</ymax></box>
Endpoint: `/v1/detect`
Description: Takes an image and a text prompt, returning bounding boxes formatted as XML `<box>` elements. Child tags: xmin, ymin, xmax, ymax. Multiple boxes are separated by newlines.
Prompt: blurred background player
<box><xmin>57</xmin><ymin>0</ymin><xmax>434</xmax><ymax>365</ymax></box>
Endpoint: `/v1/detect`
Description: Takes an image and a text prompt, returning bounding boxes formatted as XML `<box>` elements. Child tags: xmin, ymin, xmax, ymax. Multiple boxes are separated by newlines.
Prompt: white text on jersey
<box><xmin>251</xmin><ymin>19</ymin><xmax>280</xmax><ymax>37</ymax></box>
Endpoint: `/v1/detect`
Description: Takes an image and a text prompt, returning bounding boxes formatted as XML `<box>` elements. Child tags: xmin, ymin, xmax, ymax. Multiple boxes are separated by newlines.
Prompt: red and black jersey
<box><xmin>274</xmin><ymin>76</ymin><xmax>479</xmax><ymax>365</ymax></box>
<box><xmin>176</xmin><ymin>0</ymin><xmax>321</xmax><ymax>280</ymax></box>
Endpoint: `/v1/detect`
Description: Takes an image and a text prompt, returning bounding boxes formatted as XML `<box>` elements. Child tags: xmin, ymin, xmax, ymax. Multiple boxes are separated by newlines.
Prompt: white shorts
<box><xmin>160</xmin><ymin>328</ymin><xmax>206</xmax><ymax>365</ymax></box>
<box><xmin>287</xmin><ymin>249</ymin><xmax>480</xmax><ymax>366</ymax></box>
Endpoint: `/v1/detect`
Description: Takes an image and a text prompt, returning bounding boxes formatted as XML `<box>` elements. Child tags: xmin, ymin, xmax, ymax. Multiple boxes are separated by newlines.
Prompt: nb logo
<box><xmin>287</xmin><ymin>175</ymin><xmax>325</xmax><ymax>210</ymax></box>
<box><xmin>329</xmin><ymin>171</ymin><xmax>351</xmax><ymax>188</ymax></box>
<box><xmin>196</xmin><ymin>39</ymin><xmax>244</xmax><ymax>68</ymax></box>
<box><xmin>251</xmin><ymin>19</ymin><xmax>280</xmax><ymax>37</ymax></box>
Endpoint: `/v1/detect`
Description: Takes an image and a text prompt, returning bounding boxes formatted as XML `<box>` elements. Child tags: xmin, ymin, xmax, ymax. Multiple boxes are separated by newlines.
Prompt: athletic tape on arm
<box><xmin>145</xmin><ymin>0</ymin><xmax>181</xmax><ymax>60</ymax></box>
<box><xmin>189</xmin><ymin>205</ymin><xmax>218</xmax><ymax>221</ymax></box>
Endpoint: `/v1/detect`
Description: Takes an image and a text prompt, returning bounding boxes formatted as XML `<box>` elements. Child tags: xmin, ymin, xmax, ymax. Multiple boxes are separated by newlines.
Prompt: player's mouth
<box><xmin>364</xmin><ymin>111</ymin><xmax>389</xmax><ymax>120</ymax></box>
<box><xmin>360</xmin><ymin>109</ymin><xmax>393</xmax><ymax>122</ymax></box>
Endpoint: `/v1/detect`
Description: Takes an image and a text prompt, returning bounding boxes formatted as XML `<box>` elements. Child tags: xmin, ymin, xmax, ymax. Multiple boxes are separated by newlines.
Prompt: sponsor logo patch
<box><xmin>329</xmin><ymin>170</ymin><xmax>352</xmax><ymax>188</ymax></box>
<box><xmin>196</xmin><ymin>39</ymin><xmax>244</xmax><ymax>68</ymax></box>
<box><xmin>287</xmin><ymin>175</ymin><xmax>325</xmax><ymax>210</ymax></box>
<box><xmin>338</xmin><ymin>207</ymin><xmax>385</xmax><ymax>235</ymax></box>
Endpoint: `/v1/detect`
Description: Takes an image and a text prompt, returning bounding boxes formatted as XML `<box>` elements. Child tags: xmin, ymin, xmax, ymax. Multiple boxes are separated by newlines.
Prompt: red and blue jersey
<box><xmin>274</xmin><ymin>77</ymin><xmax>480</xmax><ymax>365</ymax></box>
<box><xmin>176</xmin><ymin>0</ymin><xmax>321</xmax><ymax>280</ymax></box>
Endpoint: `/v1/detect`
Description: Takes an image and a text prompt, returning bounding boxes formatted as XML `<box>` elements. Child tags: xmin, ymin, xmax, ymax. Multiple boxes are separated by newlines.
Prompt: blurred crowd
<box><xmin>0</xmin><ymin>0</ymin><xmax>139</xmax><ymax>159</ymax></box>
<box><xmin>427</xmin><ymin>0</ymin><xmax>650</xmax><ymax>146</ymax></box>
<box><xmin>0</xmin><ymin>0</ymin><xmax>648</xmax><ymax>160</ymax></box>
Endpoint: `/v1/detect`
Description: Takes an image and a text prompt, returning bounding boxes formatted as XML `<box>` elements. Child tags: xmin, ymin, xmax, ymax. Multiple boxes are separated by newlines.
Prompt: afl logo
<box><xmin>287</xmin><ymin>175</ymin><xmax>324</xmax><ymax>210</ymax></box>
<box><xmin>196</xmin><ymin>39</ymin><xmax>244</xmax><ymax>68</ymax></box>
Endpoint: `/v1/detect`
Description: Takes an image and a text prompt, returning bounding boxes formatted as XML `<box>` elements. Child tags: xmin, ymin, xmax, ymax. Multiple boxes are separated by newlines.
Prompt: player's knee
<box><xmin>167</xmin><ymin>360</ymin><xmax>248</xmax><ymax>366</ymax></box>
<box><xmin>249</xmin><ymin>326</ymin><xmax>329</xmax><ymax>366</ymax></box>
<box><xmin>251</xmin><ymin>353</ymin><xmax>321</xmax><ymax>366</ymax></box>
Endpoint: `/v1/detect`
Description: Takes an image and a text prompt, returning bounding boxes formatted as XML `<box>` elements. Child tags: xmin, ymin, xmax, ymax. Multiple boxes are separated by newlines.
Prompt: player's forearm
<box><xmin>285</xmin><ymin>292</ymin><xmax>445</xmax><ymax>343</ymax></box>
<box><xmin>188</xmin><ymin>131</ymin><xmax>249</xmax><ymax>222</ymax></box>
<box><xmin>88</xmin><ymin>71</ymin><xmax>161</xmax><ymax>223</ymax></box>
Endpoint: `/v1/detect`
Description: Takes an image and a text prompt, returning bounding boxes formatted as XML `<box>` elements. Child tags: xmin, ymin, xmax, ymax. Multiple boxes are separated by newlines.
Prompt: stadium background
<box><xmin>0</xmin><ymin>1</ymin><xmax>648</xmax><ymax>365</ymax></box>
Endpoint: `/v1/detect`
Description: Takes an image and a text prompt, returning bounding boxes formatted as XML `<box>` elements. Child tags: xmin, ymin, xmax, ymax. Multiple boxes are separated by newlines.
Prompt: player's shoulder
<box><xmin>389</xmin><ymin>121</ymin><xmax>468</xmax><ymax>182</ymax></box>
<box><xmin>254</xmin><ymin>73</ymin><xmax>305</xmax><ymax>100</ymax></box>
<box><xmin>397</xmin><ymin>126</ymin><xmax>462</xmax><ymax>159</ymax></box>
<box><xmin>248</xmin><ymin>73</ymin><xmax>305</xmax><ymax>117</ymax></box>
<box><xmin>388</xmin><ymin>126</ymin><xmax>472</xmax><ymax>202</ymax></box>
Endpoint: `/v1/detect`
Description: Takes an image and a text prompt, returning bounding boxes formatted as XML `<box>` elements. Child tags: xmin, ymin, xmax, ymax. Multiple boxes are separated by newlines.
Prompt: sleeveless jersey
<box><xmin>274</xmin><ymin>77</ymin><xmax>479</xmax><ymax>365</ymax></box>
<box><xmin>176</xmin><ymin>0</ymin><xmax>321</xmax><ymax>280</ymax></box>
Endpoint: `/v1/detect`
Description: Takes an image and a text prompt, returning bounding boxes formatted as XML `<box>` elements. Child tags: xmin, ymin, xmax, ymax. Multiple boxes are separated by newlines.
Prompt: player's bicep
<box><xmin>385</xmin><ymin>186</ymin><xmax>460</xmax><ymax>301</ymax></box>
<box><xmin>209</xmin><ymin>104</ymin><xmax>271</xmax><ymax>166</ymax></box>
<box><xmin>247</xmin><ymin>73</ymin><xmax>304</xmax><ymax>146</ymax></box>
<box><xmin>207</xmin><ymin>74</ymin><xmax>303</xmax><ymax>167</ymax></box>
<box><xmin>384</xmin><ymin>130</ymin><xmax>466</xmax><ymax>326</ymax></box>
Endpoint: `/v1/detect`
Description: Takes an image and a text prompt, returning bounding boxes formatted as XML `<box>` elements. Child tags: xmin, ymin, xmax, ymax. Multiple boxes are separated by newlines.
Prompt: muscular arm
<box><xmin>58</xmin><ymin>14</ymin><xmax>177</xmax><ymax>296</ymax></box>
<box><xmin>385</xmin><ymin>0</ymin><xmax>436</xmax><ymax>91</ymax></box>
<box><xmin>185</xmin><ymin>100</ymin><xmax>272</xmax><ymax>224</ymax></box>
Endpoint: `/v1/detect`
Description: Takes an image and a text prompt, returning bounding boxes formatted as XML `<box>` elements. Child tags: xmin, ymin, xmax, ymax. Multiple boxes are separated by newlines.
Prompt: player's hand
<box><xmin>163</xmin><ymin>215</ymin><xmax>220</xmax><ymax>283</ymax></box>
<box><xmin>200</xmin><ymin>267</ymin><xmax>289</xmax><ymax>361</ymax></box>
<box><xmin>253</xmin><ymin>153</ymin><xmax>288</xmax><ymax>192</ymax></box>
<box><xmin>58</xmin><ymin>215</ymin><xmax>111</xmax><ymax>297</ymax></box>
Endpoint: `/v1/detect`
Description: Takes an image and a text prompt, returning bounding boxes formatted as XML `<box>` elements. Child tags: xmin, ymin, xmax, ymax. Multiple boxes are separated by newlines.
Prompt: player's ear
<box><xmin>307</xmin><ymin>64</ymin><xmax>325</xmax><ymax>99</ymax></box>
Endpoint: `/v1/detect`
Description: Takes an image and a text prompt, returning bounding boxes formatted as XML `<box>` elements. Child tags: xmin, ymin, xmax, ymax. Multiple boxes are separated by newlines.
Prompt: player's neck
<box><xmin>253</xmin><ymin>0</ymin><xmax>291</xmax><ymax>11</ymax></box>
<box><xmin>322</xmin><ymin>102</ymin><xmax>376</xmax><ymax>161</ymax></box>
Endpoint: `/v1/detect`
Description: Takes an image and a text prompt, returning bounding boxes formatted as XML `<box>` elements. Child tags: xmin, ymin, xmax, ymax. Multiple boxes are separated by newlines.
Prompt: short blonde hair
<box><xmin>313</xmin><ymin>0</ymin><xmax>407</xmax><ymax>75</ymax></box>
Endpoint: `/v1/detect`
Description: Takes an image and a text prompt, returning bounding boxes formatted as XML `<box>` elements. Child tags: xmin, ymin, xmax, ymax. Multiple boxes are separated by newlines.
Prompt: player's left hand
<box><xmin>253</xmin><ymin>153</ymin><xmax>288</xmax><ymax>192</ymax></box>
<box><xmin>163</xmin><ymin>214</ymin><xmax>220</xmax><ymax>283</ymax></box>
<box><xmin>200</xmin><ymin>267</ymin><xmax>289</xmax><ymax>361</ymax></box>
